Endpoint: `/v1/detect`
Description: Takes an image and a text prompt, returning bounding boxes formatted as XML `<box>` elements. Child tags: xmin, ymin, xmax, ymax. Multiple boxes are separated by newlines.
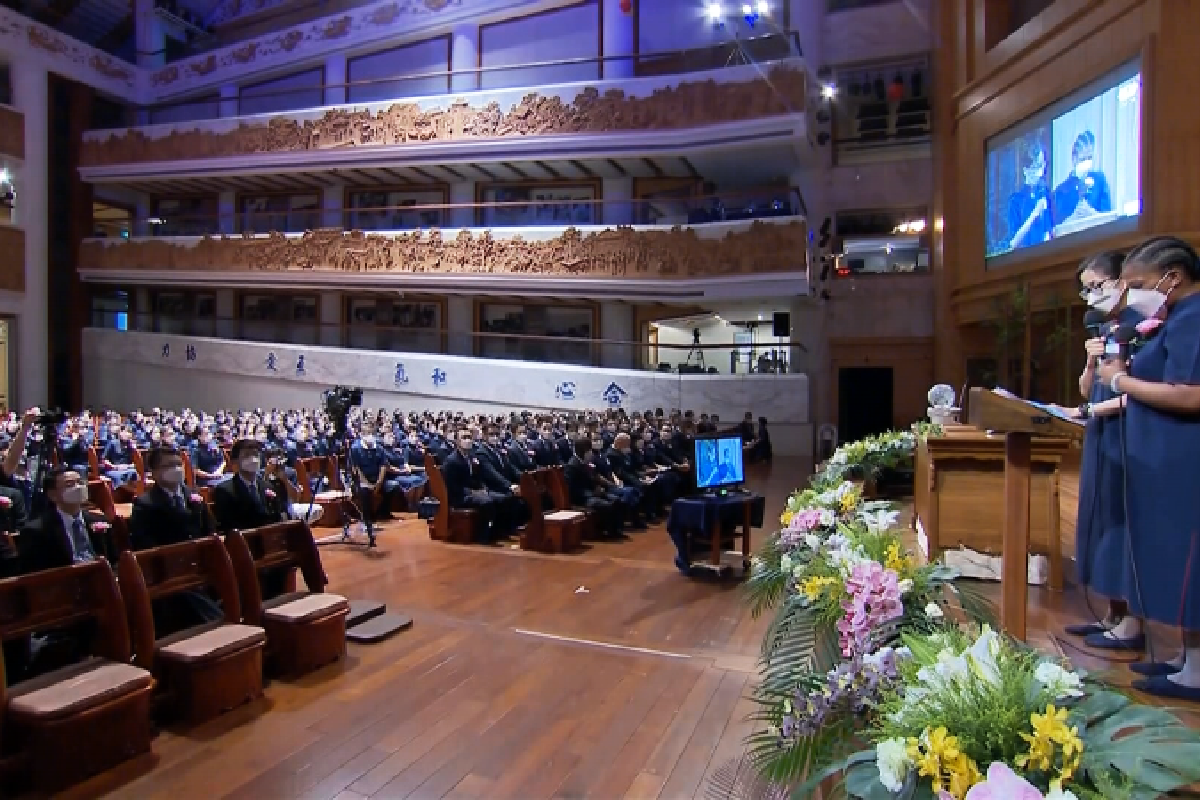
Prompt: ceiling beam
<box><xmin>569</xmin><ymin>160</ymin><xmax>595</xmax><ymax>178</ymax></box>
<box><xmin>94</xmin><ymin>12</ymin><xmax>134</xmax><ymax>55</ymax></box>
<box><xmin>534</xmin><ymin>161</ymin><xmax>560</xmax><ymax>179</ymax></box>
<box><xmin>642</xmin><ymin>158</ymin><xmax>664</xmax><ymax>177</ymax></box>
<box><xmin>606</xmin><ymin>159</ymin><xmax>627</xmax><ymax>176</ymax></box>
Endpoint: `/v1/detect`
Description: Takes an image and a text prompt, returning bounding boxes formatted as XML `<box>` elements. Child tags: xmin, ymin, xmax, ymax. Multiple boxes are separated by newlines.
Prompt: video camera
<box><xmin>322</xmin><ymin>385</ymin><xmax>363</xmax><ymax>435</ymax></box>
<box><xmin>35</xmin><ymin>408</ymin><xmax>68</xmax><ymax>427</ymax></box>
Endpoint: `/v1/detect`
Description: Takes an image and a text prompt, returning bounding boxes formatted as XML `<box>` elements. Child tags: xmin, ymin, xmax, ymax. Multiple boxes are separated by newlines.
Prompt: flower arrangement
<box><xmin>0</xmin><ymin>495</ymin><xmax>11</xmax><ymax>508</ymax></box>
<box><xmin>815</xmin><ymin>428</ymin><xmax>924</xmax><ymax>489</ymax></box>
<box><xmin>739</xmin><ymin>425</ymin><xmax>1200</xmax><ymax>800</ymax></box>
<box><xmin>92</xmin><ymin>521</ymin><xmax>110</xmax><ymax>532</ymax></box>
<box><xmin>785</xmin><ymin>625</ymin><xmax>1200</xmax><ymax>800</ymax></box>
<box><xmin>189</xmin><ymin>493</ymin><xmax>204</xmax><ymax>504</ymax></box>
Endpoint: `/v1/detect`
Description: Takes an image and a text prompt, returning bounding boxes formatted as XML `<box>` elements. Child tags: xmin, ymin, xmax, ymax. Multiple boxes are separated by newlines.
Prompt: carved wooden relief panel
<box><xmin>78</xmin><ymin>221</ymin><xmax>806</xmax><ymax>279</ymax></box>
<box><xmin>80</xmin><ymin>65</ymin><xmax>806</xmax><ymax>166</ymax></box>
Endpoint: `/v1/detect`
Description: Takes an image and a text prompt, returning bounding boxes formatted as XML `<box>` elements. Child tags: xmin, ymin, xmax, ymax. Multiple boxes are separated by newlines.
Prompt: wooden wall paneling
<box><xmin>0</xmin><ymin>227</ymin><xmax>24</xmax><ymax>292</ymax></box>
<box><xmin>932</xmin><ymin>0</ymin><xmax>964</xmax><ymax>389</ymax></box>
<box><xmin>827</xmin><ymin>337</ymin><xmax>934</xmax><ymax>429</ymax></box>
<box><xmin>947</xmin><ymin>0</ymin><xmax>1152</xmax><ymax>312</ymax></box>
<box><xmin>0</xmin><ymin>106</ymin><xmax>24</xmax><ymax>160</ymax></box>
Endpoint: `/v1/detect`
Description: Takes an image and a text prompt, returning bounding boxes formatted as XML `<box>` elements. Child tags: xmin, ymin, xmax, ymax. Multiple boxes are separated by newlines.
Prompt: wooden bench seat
<box><xmin>225</xmin><ymin>521</ymin><xmax>348</xmax><ymax>677</ymax></box>
<box><xmin>118</xmin><ymin>537</ymin><xmax>266</xmax><ymax>724</ymax></box>
<box><xmin>424</xmin><ymin>452</ymin><xmax>479</xmax><ymax>543</ymax></box>
<box><xmin>0</xmin><ymin>561</ymin><xmax>153</xmax><ymax>793</ymax></box>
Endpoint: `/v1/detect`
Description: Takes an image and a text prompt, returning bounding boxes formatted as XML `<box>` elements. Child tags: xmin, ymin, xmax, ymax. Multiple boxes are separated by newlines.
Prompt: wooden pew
<box><xmin>0</xmin><ymin>560</ymin><xmax>153</xmax><ymax>792</ymax></box>
<box><xmin>546</xmin><ymin>466</ymin><xmax>596</xmax><ymax>541</ymax></box>
<box><xmin>87</xmin><ymin>478</ymin><xmax>132</xmax><ymax>554</ymax></box>
<box><xmin>423</xmin><ymin>452</ymin><xmax>478</xmax><ymax>543</ymax></box>
<box><xmin>117</xmin><ymin>537</ymin><xmax>267</xmax><ymax>724</ymax></box>
<box><xmin>224</xmin><ymin>522</ymin><xmax>349</xmax><ymax>677</ymax></box>
<box><xmin>519</xmin><ymin>471</ymin><xmax>583</xmax><ymax>554</ymax></box>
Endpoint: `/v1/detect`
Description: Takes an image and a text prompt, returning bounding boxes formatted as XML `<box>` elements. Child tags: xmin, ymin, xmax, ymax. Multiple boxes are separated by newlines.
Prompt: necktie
<box><xmin>71</xmin><ymin>517</ymin><xmax>95</xmax><ymax>563</ymax></box>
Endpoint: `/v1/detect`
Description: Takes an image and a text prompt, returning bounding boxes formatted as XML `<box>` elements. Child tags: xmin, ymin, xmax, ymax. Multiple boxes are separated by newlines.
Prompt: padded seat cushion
<box><xmin>8</xmin><ymin>657</ymin><xmax>152</xmax><ymax>722</ymax></box>
<box><xmin>263</xmin><ymin>592</ymin><xmax>349</xmax><ymax>625</ymax></box>
<box><xmin>314</xmin><ymin>490</ymin><xmax>349</xmax><ymax>501</ymax></box>
<box><xmin>545</xmin><ymin>510</ymin><xmax>585</xmax><ymax>522</ymax></box>
<box><xmin>114</xmin><ymin>503</ymin><xmax>133</xmax><ymax>517</ymax></box>
<box><xmin>158</xmin><ymin>623</ymin><xmax>266</xmax><ymax>665</ymax></box>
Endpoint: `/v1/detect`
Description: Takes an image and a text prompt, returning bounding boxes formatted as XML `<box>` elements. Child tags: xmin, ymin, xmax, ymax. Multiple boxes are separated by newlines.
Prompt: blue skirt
<box><xmin>1074</xmin><ymin>417</ymin><xmax>1127</xmax><ymax>599</ymax></box>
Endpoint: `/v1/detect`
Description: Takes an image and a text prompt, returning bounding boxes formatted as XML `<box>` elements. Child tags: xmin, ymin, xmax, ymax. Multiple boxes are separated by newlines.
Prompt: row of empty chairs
<box><xmin>0</xmin><ymin>521</ymin><xmax>349</xmax><ymax>794</ymax></box>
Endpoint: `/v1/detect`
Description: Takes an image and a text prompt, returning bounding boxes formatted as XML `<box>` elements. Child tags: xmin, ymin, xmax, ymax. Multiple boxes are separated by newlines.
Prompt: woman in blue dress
<box><xmin>1098</xmin><ymin>236</ymin><xmax>1200</xmax><ymax>699</ymax></box>
<box><xmin>1057</xmin><ymin>251</ymin><xmax>1144</xmax><ymax>645</ymax></box>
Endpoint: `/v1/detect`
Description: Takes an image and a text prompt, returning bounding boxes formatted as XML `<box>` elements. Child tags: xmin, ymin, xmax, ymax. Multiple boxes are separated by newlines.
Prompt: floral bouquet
<box><xmin>784</xmin><ymin>626</ymin><xmax>1200</xmax><ymax>800</ymax></box>
<box><xmin>815</xmin><ymin>429</ymin><xmax>920</xmax><ymax>489</ymax></box>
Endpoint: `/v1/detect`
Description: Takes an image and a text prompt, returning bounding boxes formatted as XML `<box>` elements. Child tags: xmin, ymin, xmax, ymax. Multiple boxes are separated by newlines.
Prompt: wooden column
<box><xmin>1000</xmin><ymin>430</ymin><xmax>1032</xmax><ymax>640</ymax></box>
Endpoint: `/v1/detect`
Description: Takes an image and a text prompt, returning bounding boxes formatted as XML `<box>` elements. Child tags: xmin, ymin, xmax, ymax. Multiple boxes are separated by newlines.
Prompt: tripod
<box><xmin>685</xmin><ymin>328</ymin><xmax>706</xmax><ymax>370</ymax></box>
<box><xmin>311</xmin><ymin>424</ymin><xmax>376</xmax><ymax>549</ymax></box>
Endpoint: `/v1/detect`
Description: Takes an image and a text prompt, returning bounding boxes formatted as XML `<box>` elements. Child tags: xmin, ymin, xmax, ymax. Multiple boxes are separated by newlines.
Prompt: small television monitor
<box><xmin>694</xmin><ymin>435</ymin><xmax>745</xmax><ymax>491</ymax></box>
<box><xmin>985</xmin><ymin>60</ymin><xmax>1141</xmax><ymax>263</ymax></box>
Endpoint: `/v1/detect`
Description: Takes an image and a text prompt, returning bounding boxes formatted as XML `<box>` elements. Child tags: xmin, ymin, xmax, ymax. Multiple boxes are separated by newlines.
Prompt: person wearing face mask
<box><xmin>589</xmin><ymin>436</ymin><xmax>642</xmax><ymax>530</ymax></box>
<box><xmin>17</xmin><ymin>466</ymin><xmax>113</xmax><ymax>575</ymax></box>
<box><xmin>382</xmin><ymin>431</ymin><xmax>427</xmax><ymax>510</ymax></box>
<box><xmin>191</xmin><ymin>427</ymin><xmax>229</xmax><ymax>487</ymax></box>
<box><xmin>440</xmin><ymin>428</ymin><xmax>511</xmax><ymax>543</ymax></box>
<box><xmin>1045</xmin><ymin>252</ymin><xmax>1142</xmax><ymax>645</ymax></box>
<box><xmin>506</xmin><ymin>425</ymin><xmax>538</xmax><ymax>473</ymax></box>
<box><xmin>533</xmin><ymin>424</ymin><xmax>562</xmax><ymax>467</ymax></box>
<box><xmin>470</xmin><ymin>426</ymin><xmax>529</xmax><ymax>530</ymax></box>
<box><xmin>476</xmin><ymin>426</ymin><xmax>522</xmax><ymax>487</ymax></box>
<box><xmin>57</xmin><ymin>420</ymin><xmax>90</xmax><ymax>481</ymax></box>
<box><xmin>561</xmin><ymin>436</ymin><xmax>624</xmax><ymax>538</ymax></box>
<box><xmin>1052</xmin><ymin>130</ymin><xmax>1112</xmax><ymax>230</ymax></box>
<box><xmin>1093</xmin><ymin>236</ymin><xmax>1200</xmax><ymax>700</ymax></box>
<box><xmin>129</xmin><ymin>446</ymin><xmax>215</xmax><ymax>550</ymax></box>
<box><xmin>211</xmin><ymin>439</ymin><xmax>291</xmax><ymax>534</ymax></box>
<box><xmin>101</xmin><ymin>427</ymin><xmax>140</xmax><ymax>489</ymax></box>
<box><xmin>610</xmin><ymin>433</ymin><xmax>663</xmax><ymax>523</ymax></box>
<box><xmin>349</xmin><ymin>424</ymin><xmax>405</xmax><ymax>529</ymax></box>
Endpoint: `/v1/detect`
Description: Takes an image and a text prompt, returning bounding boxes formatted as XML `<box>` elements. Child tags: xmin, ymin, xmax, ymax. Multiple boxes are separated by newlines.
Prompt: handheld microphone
<box><xmin>1105</xmin><ymin>322</ymin><xmax>1139</xmax><ymax>365</ymax></box>
<box><xmin>1083</xmin><ymin>308</ymin><xmax>1108</xmax><ymax>336</ymax></box>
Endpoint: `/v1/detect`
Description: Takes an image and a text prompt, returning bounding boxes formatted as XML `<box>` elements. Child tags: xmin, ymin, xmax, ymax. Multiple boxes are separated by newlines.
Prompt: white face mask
<box><xmin>1126</xmin><ymin>288</ymin><xmax>1168</xmax><ymax>318</ymax></box>
<box><xmin>1075</xmin><ymin>159</ymin><xmax>1093</xmax><ymax>179</ymax></box>
<box><xmin>361</xmin><ymin>435</ymin><xmax>376</xmax><ymax>448</ymax></box>
<box><xmin>159</xmin><ymin>466</ymin><xmax>185</xmax><ymax>486</ymax></box>
<box><xmin>487</xmin><ymin>436</ymin><xmax>499</xmax><ymax>446</ymax></box>
<box><xmin>61</xmin><ymin>484</ymin><xmax>88</xmax><ymax>505</ymax></box>
<box><xmin>1088</xmin><ymin>289</ymin><xmax>1121</xmax><ymax>314</ymax></box>
<box><xmin>239</xmin><ymin>456</ymin><xmax>261</xmax><ymax>473</ymax></box>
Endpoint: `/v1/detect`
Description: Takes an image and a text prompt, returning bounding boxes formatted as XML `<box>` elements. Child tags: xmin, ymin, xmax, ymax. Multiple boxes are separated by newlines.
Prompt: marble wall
<box><xmin>821</xmin><ymin>0</ymin><xmax>931</xmax><ymax>67</ymax></box>
<box><xmin>83</xmin><ymin>329</ymin><xmax>812</xmax><ymax>455</ymax></box>
<box><xmin>825</xmin><ymin>273</ymin><xmax>934</xmax><ymax>340</ymax></box>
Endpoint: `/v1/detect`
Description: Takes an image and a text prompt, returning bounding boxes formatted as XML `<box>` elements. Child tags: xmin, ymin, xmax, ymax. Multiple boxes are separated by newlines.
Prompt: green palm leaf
<box><xmin>1076</xmin><ymin>690</ymin><xmax>1200</xmax><ymax>795</ymax></box>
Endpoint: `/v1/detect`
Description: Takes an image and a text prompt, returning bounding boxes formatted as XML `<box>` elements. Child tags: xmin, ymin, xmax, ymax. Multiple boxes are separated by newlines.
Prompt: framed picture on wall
<box><xmin>292</xmin><ymin>297</ymin><xmax>318</xmax><ymax>322</ymax></box>
<box><xmin>486</xmin><ymin>184</ymin><xmax>596</xmax><ymax>227</ymax></box>
<box><xmin>346</xmin><ymin>189</ymin><xmax>444</xmax><ymax>231</ymax></box>
<box><xmin>348</xmin><ymin>297</ymin><xmax>378</xmax><ymax>325</ymax></box>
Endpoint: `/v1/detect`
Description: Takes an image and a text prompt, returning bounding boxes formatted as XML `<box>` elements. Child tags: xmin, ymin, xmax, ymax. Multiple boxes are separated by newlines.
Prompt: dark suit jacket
<box><xmin>211</xmin><ymin>474</ymin><xmax>286</xmax><ymax>532</ymax></box>
<box><xmin>129</xmin><ymin>485</ymin><xmax>215</xmax><ymax>550</ymax></box>
<box><xmin>17</xmin><ymin>508</ymin><xmax>114</xmax><ymax>575</ymax></box>
<box><xmin>564</xmin><ymin>456</ymin><xmax>598</xmax><ymax>507</ymax></box>
<box><xmin>441</xmin><ymin>450</ymin><xmax>489</xmax><ymax>508</ymax></box>
<box><xmin>477</xmin><ymin>444</ymin><xmax>520</xmax><ymax>485</ymax></box>
<box><xmin>0</xmin><ymin>484</ymin><xmax>28</xmax><ymax>533</ymax></box>
<box><xmin>508</xmin><ymin>442</ymin><xmax>536</xmax><ymax>472</ymax></box>
<box><xmin>607</xmin><ymin>451</ymin><xmax>640</xmax><ymax>486</ymax></box>
<box><xmin>532</xmin><ymin>439</ymin><xmax>561</xmax><ymax>467</ymax></box>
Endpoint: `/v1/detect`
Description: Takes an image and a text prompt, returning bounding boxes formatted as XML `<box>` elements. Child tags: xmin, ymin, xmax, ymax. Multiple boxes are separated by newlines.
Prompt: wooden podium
<box><xmin>967</xmin><ymin>388</ymin><xmax>1086</xmax><ymax>641</ymax></box>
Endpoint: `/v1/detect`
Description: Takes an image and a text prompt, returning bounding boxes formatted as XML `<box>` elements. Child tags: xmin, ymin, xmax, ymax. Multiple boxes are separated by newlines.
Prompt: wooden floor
<box><xmin>65</xmin><ymin>459</ymin><xmax>805</xmax><ymax>800</ymax></box>
<box><xmin>58</xmin><ymin>458</ymin><xmax>1200</xmax><ymax>799</ymax></box>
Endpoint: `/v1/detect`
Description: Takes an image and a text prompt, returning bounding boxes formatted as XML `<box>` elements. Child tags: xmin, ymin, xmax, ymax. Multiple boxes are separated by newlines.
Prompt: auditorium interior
<box><xmin>0</xmin><ymin>0</ymin><xmax>1199</xmax><ymax>796</ymax></box>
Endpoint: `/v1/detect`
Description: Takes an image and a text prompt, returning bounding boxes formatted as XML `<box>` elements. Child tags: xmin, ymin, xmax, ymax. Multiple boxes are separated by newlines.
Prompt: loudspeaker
<box><xmin>772</xmin><ymin>311</ymin><xmax>790</xmax><ymax>338</ymax></box>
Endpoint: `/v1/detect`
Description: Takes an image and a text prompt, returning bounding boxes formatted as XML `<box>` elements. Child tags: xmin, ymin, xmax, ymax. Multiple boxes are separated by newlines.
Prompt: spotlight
<box><xmin>757</xmin><ymin>0</ymin><xmax>768</xmax><ymax>12</ymax></box>
<box><xmin>821</xmin><ymin>84</ymin><xmax>836</xmax><ymax>100</ymax></box>
<box><xmin>742</xmin><ymin>3</ymin><xmax>752</xmax><ymax>12</ymax></box>
<box><xmin>707</xmin><ymin>2</ymin><xmax>722</xmax><ymax>20</ymax></box>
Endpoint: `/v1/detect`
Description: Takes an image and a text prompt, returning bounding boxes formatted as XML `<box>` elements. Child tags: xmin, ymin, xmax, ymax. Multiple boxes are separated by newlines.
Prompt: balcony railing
<box><xmin>94</xmin><ymin>31</ymin><xmax>802</xmax><ymax>129</ymax></box>
<box><xmin>87</xmin><ymin>312</ymin><xmax>798</xmax><ymax>375</ymax></box>
<box><xmin>100</xmin><ymin>189</ymin><xmax>803</xmax><ymax>239</ymax></box>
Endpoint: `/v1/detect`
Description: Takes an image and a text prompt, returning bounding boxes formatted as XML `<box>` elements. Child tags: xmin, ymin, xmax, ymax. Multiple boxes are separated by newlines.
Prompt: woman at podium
<box><xmin>1097</xmin><ymin>236</ymin><xmax>1200</xmax><ymax>701</ymax></box>
<box><xmin>1059</xmin><ymin>251</ymin><xmax>1142</xmax><ymax>647</ymax></box>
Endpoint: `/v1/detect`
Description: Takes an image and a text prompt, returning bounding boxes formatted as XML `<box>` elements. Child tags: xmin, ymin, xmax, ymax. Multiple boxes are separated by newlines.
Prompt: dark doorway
<box><xmin>838</xmin><ymin>366</ymin><xmax>894</xmax><ymax>444</ymax></box>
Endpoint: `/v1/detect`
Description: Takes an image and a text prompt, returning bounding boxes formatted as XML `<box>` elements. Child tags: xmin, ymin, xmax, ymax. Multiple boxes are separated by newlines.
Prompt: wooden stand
<box><xmin>967</xmin><ymin>389</ymin><xmax>1085</xmax><ymax>640</ymax></box>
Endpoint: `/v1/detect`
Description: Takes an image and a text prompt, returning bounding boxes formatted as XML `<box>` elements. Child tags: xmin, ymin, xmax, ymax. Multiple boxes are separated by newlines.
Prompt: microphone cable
<box><xmin>1120</xmin><ymin>381</ymin><xmax>1157</xmax><ymax>667</ymax></box>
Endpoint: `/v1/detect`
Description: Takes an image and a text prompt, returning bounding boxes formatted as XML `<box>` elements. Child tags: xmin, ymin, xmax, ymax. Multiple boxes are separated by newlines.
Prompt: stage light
<box><xmin>707</xmin><ymin>2</ymin><xmax>722</xmax><ymax>20</ymax></box>
<box><xmin>741</xmin><ymin>3</ymin><xmax>751</xmax><ymax>13</ymax></box>
<box><xmin>757</xmin><ymin>0</ymin><xmax>768</xmax><ymax>12</ymax></box>
<box><xmin>821</xmin><ymin>84</ymin><xmax>836</xmax><ymax>100</ymax></box>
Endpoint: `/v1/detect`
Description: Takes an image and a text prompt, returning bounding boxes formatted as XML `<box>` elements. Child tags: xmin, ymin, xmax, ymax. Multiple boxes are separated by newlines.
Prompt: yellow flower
<box><xmin>801</xmin><ymin>576</ymin><xmax>838</xmax><ymax>601</ymax></box>
<box><xmin>907</xmin><ymin>728</ymin><xmax>979</xmax><ymax>797</ymax></box>
<box><xmin>1018</xmin><ymin>705</ymin><xmax>1085</xmax><ymax>787</ymax></box>
<box><xmin>780</xmin><ymin>510</ymin><xmax>795</xmax><ymax>527</ymax></box>
<box><xmin>884</xmin><ymin>542</ymin><xmax>913</xmax><ymax>573</ymax></box>
<box><xmin>839</xmin><ymin>492</ymin><xmax>859</xmax><ymax>513</ymax></box>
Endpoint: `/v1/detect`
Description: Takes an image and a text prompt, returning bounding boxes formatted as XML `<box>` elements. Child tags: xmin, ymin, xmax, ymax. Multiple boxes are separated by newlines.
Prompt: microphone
<box><xmin>1083</xmin><ymin>308</ymin><xmax>1108</xmax><ymax>336</ymax></box>
<box><xmin>1105</xmin><ymin>322</ymin><xmax>1139</xmax><ymax>364</ymax></box>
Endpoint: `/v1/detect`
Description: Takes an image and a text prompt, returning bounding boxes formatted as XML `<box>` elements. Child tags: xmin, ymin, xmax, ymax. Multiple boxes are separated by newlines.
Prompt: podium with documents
<box><xmin>967</xmin><ymin>388</ymin><xmax>1086</xmax><ymax>641</ymax></box>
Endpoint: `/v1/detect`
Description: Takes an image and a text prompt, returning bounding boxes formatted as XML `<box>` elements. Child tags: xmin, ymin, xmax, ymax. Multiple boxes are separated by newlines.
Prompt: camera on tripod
<box><xmin>322</xmin><ymin>385</ymin><xmax>363</xmax><ymax>432</ymax></box>
<box><xmin>35</xmin><ymin>408</ymin><xmax>67</xmax><ymax>428</ymax></box>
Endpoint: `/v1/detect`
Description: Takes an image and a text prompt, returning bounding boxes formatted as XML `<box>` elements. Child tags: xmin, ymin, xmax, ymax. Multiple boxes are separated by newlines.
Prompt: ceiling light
<box><xmin>821</xmin><ymin>85</ymin><xmax>836</xmax><ymax>100</ymax></box>
<box><xmin>707</xmin><ymin>2</ymin><xmax>722</xmax><ymax>20</ymax></box>
<box><xmin>757</xmin><ymin>0</ymin><xmax>768</xmax><ymax>13</ymax></box>
<box><xmin>742</xmin><ymin>4</ymin><xmax>752</xmax><ymax>15</ymax></box>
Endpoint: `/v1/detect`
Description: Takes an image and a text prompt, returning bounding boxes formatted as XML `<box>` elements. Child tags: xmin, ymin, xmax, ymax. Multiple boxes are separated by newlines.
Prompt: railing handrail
<box><xmin>107</xmin><ymin>30</ymin><xmax>802</xmax><ymax>124</ymax></box>
<box><xmin>87</xmin><ymin>313</ymin><xmax>799</xmax><ymax>351</ymax></box>
<box><xmin>96</xmin><ymin>187</ymin><xmax>803</xmax><ymax>233</ymax></box>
